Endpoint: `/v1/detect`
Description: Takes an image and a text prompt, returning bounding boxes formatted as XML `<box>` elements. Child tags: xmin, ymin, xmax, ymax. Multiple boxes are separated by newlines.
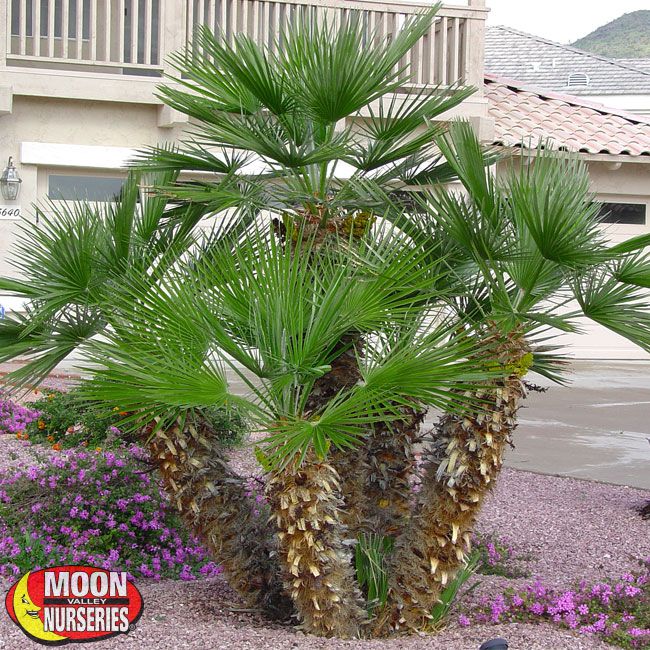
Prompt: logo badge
<box><xmin>5</xmin><ymin>565</ymin><xmax>144</xmax><ymax>645</ymax></box>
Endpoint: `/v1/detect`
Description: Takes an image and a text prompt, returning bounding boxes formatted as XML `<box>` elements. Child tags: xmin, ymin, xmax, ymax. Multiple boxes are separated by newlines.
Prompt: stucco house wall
<box><xmin>0</xmin><ymin>96</ymin><xmax>190</xmax><ymax>280</ymax></box>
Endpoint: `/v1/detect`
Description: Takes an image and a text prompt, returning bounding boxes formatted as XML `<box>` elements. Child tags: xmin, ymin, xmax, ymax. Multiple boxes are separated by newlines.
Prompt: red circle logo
<box><xmin>5</xmin><ymin>565</ymin><xmax>144</xmax><ymax>645</ymax></box>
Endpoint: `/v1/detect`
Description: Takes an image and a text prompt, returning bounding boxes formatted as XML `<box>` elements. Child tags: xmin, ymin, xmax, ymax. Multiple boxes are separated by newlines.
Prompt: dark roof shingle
<box><xmin>485</xmin><ymin>26</ymin><xmax>650</xmax><ymax>95</ymax></box>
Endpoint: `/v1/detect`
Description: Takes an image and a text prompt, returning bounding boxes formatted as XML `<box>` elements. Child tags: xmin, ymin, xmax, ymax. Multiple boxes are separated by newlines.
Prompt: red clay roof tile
<box><xmin>484</xmin><ymin>75</ymin><xmax>650</xmax><ymax>157</ymax></box>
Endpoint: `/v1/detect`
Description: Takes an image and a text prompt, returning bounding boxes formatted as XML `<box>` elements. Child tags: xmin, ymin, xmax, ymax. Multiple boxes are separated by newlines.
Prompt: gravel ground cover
<box><xmin>0</xmin><ymin>430</ymin><xmax>647</xmax><ymax>650</ymax></box>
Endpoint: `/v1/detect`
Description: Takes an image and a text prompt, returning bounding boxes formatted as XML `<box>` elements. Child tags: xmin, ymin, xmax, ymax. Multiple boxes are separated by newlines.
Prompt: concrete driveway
<box><xmin>501</xmin><ymin>361</ymin><xmax>650</xmax><ymax>490</ymax></box>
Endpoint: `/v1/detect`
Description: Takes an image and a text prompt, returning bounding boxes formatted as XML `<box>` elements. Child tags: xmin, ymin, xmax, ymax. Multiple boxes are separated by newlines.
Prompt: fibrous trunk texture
<box><xmin>361</xmin><ymin>406</ymin><xmax>425</xmax><ymax>538</ymax></box>
<box><xmin>266</xmin><ymin>457</ymin><xmax>368</xmax><ymax>638</ymax></box>
<box><xmin>145</xmin><ymin>416</ymin><xmax>292</xmax><ymax>620</ymax></box>
<box><xmin>380</xmin><ymin>331</ymin><xmax>529</xmax><ymax>634</ymax></box>
<box><xmin>306</xmin><ymin>335</ymin><xmax>368</xmax><ymax>533</ymax></box>
<box><xmin>307</xmin><ymin>337</ymin><xmax>423</xmax><ymax>539</ymax></box>
<box><xmin>262</xmin><ymin>335</ymin><xmax>368</xmax><ymax>636</ymax></box>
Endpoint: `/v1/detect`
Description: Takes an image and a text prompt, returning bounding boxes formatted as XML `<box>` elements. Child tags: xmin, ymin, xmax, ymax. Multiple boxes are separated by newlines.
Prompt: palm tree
<box><xmin>74</xmin><ymin>224</ymin><xmax>493</xmax><ymax>637</ymax></box>
<box><xmin>2</xmin><ymin>7</ymin><xmax>649</xmax><ymax>640</ymax></box>
<box><xmin>0</xmin><ymin>8</ymin><xmax>489</xmax><ymax>636</ymax></box>
<box><xmin>377</xmin><ymin>124</ymin><xmax>650</xmax><ymax>633</ymax></box>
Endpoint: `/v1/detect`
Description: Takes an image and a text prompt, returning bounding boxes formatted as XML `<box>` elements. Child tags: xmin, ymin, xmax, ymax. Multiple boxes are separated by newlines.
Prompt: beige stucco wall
<box><xmin>0</xmin><ymin>95</ymin><xmax>190</xmax><ymax>278</ymax></box>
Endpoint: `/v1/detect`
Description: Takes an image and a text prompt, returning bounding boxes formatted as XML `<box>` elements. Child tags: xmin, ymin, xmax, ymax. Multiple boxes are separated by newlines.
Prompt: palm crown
<box><xmin>398</xmin><ymin>122</ymin><xmax>650</xmax><ymax>376</ymax></box>
<box><xmin>137</xmin><ymin>5</ymin><xmax>472</xmax><ymax>221</ymax></box>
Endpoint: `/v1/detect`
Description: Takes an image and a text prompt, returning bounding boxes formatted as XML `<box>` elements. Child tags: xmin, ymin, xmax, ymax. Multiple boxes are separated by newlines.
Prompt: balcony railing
<box><xmin>6</xmin><ymin>0</ymin><xmax>164</xmax><ymax>71</ymax></box>
<box><xmin>3</xmin><ymin>0</ymin><xmax>486</xmax><ymax>90</ymax></box>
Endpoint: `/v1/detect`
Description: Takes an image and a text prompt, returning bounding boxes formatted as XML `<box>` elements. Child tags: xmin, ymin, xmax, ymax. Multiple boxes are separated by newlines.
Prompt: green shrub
<box><xmin>25</xmin><ymin>389</ymin><xmax>125</xmax><ymax>449</ymax></box>
<box><xmin>25</xmin><ymin>388</ymin><xmax>248</xmax><ymax>450</ymax></box>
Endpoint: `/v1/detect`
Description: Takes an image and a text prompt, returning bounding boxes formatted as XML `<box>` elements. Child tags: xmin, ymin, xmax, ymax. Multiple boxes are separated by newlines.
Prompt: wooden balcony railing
<box><xmin>6</xmin><ymin>0</ymin><xmax>164</xmax><ymax>71</ymax></box>
<box><xmin>3</xmin><ymin>0</ymin><xmax>486</xmax><ymax>90</ymax></box>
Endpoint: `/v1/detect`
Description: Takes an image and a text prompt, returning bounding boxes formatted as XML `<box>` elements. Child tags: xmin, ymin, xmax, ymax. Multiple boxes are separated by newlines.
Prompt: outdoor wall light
<box><xmin>479</xmin><ymin>639</ymin><xmax>509</xmax><ymax>650</ymax></box>
<box><xmin>0</xmin><ymin>157</ymin><xmax>22</xmax><ymax>201</ymax></box>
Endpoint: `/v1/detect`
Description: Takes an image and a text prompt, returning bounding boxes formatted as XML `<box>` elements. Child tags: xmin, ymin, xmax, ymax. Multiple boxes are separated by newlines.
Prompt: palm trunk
<box><xmin>145</xmin><ymin>416</ymin><xmax>292</xmax><ymax>620</ymax></box>
<box><xmin>303</xmin><ymin>335</ymin><xmax>368</xmax><ymax>532</ymax></box>
<box><xmin>310</xmin><ymin>339</ymin><xmax>424</xmax><ymax>540</ymax></box>
<box><xmin>264</xmin><ymin>335</ymin><xmax>368</xmax><ymax>637</ymax></box>
<box><xmin>361</xmin><ymin>406</ymin><xmax>424</xmax><ymax>537</ymax></box>
<box><xmin>379</xmin><ymin>330</ymin><xmax>529</xmax><ymax>634</ymax></box>
<box><xmin>266</xmin><ymin>457</ymin><xmax>367</xmax><ymax>637</ymax></box>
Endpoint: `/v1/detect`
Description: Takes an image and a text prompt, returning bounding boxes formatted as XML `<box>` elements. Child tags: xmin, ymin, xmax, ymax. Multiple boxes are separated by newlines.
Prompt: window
<box><xmin>567</xmin><ymin>73</ymin><xmax>590</xmax><ymax>87</ymax></box>
<box><xmin>598</xmin><ymin>202</ymin><xmax>646</xmax><ymax>225</ymax></box>
<box><xmin>48</xmin><ymin>175</ymin><xmax>126</xmax><ymax>202</ymax></box>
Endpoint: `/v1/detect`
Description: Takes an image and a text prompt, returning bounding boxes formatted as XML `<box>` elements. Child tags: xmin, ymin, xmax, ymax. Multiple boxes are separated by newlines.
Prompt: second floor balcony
<box><xmin>1</xmin><ymin>0</ymin><xmax>488</xmax><ymax>114</ymax></box>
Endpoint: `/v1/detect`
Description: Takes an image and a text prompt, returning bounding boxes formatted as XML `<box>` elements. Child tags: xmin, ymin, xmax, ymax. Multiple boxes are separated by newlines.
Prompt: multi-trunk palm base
<box><xmin>146</xmin><ymin>331</ymin><xmax>529</xmax><ymax>639</ymax></box>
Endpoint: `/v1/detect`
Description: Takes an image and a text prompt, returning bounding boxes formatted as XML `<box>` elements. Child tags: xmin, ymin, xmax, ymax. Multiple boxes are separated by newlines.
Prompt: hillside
<box><xmin>572</xmin><ymin>10</ymin><xmax>650</xmax><ymax>58</ymax></box>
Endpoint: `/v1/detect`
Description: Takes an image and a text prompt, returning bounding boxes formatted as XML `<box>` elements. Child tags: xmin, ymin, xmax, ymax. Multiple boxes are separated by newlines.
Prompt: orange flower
<box><xmin>37</xmin><ymin>420</ymin><xmax>46</xmax><ymax>430</ymax></box>
<box><xmin>46</xmin><ymin>435</ymin><xmax>54</xmax><ymax>442</ymax></box>
<box><xmin>118</xmin><ymin>411</ymin><xmax>128</xmax><ymax>417</ymax></box>
<box><xmin>95</xmin><ymin>447</ymin><xmax>102</xmax><ymax>453</ymax></box>
<box><xmin>15</xmin><ymin>432</ymin><xmax>22</xmax><ymax>440</ymax></box>
<box><xmin>80</xmin><ymin>441</ymin><xmax>88</xmax><ymax>447</ymax></box>
<box><xmin>52</xmin><ymin>443</ymin><xmax>62</xmax><ymax>451</ymax></box>
<box><xmin>47</xmin><ymin>394</ymin><xmax>55</xmax><ymax>401</ymax></box>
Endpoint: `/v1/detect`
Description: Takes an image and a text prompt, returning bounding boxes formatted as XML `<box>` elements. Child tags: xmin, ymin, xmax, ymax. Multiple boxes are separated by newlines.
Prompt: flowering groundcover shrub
<box><xmin>1</xmin><ymin>388</ymin><xmax>249</xmax><ymax>451</ymax></box>
<box><xmin>460</xmin><ymin>560</ymin><xmax>650</xmax><ymax>648</ymax></box>
<box><xmin>0</xmin><ymin>445</ymin><xmax>223</xmax><ymax>582</ymax></box>
<box><xmin>473</xmin><ymin>531</ymin><xmax>529</xmax><ymax>578</ymax></box>
<box><xmin>0</xmin><ymin>392</ymin><xmax>40</xmax><ymax>437</ymax></box>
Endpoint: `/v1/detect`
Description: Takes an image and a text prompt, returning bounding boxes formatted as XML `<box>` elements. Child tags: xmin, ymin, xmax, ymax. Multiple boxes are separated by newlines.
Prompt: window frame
<box><xmin>47</xmin><ymin>172</ymin><xmax>129</xmax><ymax>204</ymax></box>
<box><xmin>596</xmin><ymin>201</ymin><xmax>647</xmax><ymax>226</ymax></box>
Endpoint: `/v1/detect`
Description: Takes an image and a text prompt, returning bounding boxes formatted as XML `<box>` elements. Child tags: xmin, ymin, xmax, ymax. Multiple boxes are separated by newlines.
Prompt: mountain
<box><xmin>572</xmin><ymin>11</ymin><xmax>650</xmax><ymax>58</ymax></box>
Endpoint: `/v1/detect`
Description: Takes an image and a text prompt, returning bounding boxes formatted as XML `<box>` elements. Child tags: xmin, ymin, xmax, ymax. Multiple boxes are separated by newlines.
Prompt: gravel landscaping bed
<box><xmin>0</xmin><ymin>432</ymin><xmax>647</xmax><ymax>649</ymax></box>
<box><xmin>0</xmin><ymin>577</ymin><xmax>613</xmax><ymax>649</ymax></box>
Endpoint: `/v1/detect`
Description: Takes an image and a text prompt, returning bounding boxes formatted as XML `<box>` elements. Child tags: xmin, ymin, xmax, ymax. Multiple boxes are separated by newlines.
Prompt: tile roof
<box><xmin>485</xmin><ymin>26</ymin><xmax>650</xmax><ymax>96</ymax></box>
<box><xmin>484</xmin><ymin>75</ymin><xmax>650</xmax><ymax>157</ymax></box>
<box><xmin>615</xmin><ymin>59</ymin><xmax>650</xmax><ymax>74</ymax></box>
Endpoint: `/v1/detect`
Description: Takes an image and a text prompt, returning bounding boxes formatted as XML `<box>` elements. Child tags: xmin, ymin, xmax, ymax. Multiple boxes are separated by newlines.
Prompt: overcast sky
<box><xmin>486</xmin><ymin>0</ymin><xmax>649</xmax><ymax>44</ymax></box>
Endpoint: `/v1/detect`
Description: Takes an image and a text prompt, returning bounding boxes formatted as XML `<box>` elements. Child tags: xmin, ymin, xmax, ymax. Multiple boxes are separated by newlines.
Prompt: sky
<box><xmin>485</xmin><ymin>0</ymin><xmax>650</xmax><ymax>44</ymax></box>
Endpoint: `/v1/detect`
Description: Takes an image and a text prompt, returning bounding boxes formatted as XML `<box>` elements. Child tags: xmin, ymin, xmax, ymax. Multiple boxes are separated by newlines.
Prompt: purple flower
<box><xmin>624</xmin><ymin>585</ymin><xmax>641</xmax><ymax>597</ymax></box>
<box><xmin>179</xmin><ymin>565</ymin><xmax>195</xmax><ymax>581</ymax></box>
<box><xmin>530</xmin><ymin>602</ymin><xmax>545</xmax><ymax>615</ymax></box>
<box><xmin>0</xmin><ymin>438</ymin><xmax>223</xmax><ymax>584</ymax></box>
